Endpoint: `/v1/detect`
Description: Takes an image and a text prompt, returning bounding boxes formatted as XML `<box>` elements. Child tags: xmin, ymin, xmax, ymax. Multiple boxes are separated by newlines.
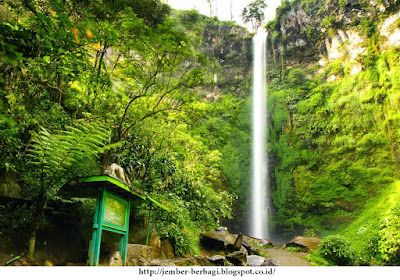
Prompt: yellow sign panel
<box><xmin>104</xmin><ymin>195</ymin><xmax>126</xmax><ymax>227</ymax></box>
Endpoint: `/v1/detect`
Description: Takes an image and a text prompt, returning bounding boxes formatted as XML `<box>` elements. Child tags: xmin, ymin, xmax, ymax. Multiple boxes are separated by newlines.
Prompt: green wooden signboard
<box><xmin>89</xmin><ymin>187</ymin><xmax>130</xmax><ymax>266</ymax></box>
<box><xmin>104</xmin><ymin>195</ymin><xmax>126</xmax><ymax>227</ymax></box>
<box><xmin>59</xmin><ymin>174</ymin><xmax>171</xmax><ymax>266</ymax></box>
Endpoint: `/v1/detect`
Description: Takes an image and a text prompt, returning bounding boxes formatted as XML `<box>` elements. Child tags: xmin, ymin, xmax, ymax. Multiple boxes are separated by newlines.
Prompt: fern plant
<box><xmin>25</xmin><ymin>121</ymin><xmax>110</xmax><ymax>260</ymax></box>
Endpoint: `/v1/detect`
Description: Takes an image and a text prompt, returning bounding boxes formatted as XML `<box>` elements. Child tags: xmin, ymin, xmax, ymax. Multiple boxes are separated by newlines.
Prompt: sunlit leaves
<box><xmin>27</xmin><ymin>122</ymin><xmax>110</xmax><ymax>192</ymax></box>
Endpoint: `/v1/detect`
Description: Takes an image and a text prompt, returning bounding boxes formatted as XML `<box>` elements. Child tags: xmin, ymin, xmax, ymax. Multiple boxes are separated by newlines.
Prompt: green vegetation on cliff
<box><xmin>0</xmin><ymin>0</ymin><xmax>251</xmax><ymax>260</ymax></box>
<box><xmin>267</xmin><ymin>0</ymin><xmax>400</xmax><ymax>265</ymax></box>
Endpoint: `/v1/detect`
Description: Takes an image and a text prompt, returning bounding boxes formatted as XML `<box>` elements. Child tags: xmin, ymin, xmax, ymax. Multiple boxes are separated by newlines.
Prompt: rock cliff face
<box><xmin>268</xmin><ymin>0</ymin><xmax>400</xmax><ymax>70</ymax></box>
<box><xmin>174</xmin><ymin>10</ymin><xmax>252</xmax><ymax>100</ymax></box>
<box><xmin>201</xmin><ymin>19</ymin><xmax>252</xmax><ymax>93</ymax></box>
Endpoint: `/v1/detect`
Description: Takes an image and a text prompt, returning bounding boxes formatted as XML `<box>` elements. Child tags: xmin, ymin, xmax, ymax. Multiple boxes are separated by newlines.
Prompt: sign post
<box><xmin>90</xmin><ymin>187</ymin><xmax>130</xmax><ymax>266</ymax></box>
<box><xmin>59</xmin><ymin>174</ymin><xmax>170</xmax><ymax>266</ymax></box>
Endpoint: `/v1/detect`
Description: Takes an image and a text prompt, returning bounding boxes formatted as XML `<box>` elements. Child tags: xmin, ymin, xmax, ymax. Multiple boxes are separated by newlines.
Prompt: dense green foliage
<box><xmin>318</xmin><ymin>235</ymin><xmax>356</xmax><ymax>265</ymax></box>
<box><xmin>3</xmin><ymin>0</ymin><xmax>400</xmax><ymax>266</ymax></box>
<box><xmin>0</xmin><ymin>0</ymin><xmax>251</xmax><ymax>258</ymax></box>
<box><xmin>269</xmin><ymin>48</ymin><xmax>400</xmax><ymax>237</ymax></box>
<box><xmin>267</xmin><ymin>0</ymin><xmax>400</xmax><ymax>266</ymax></box>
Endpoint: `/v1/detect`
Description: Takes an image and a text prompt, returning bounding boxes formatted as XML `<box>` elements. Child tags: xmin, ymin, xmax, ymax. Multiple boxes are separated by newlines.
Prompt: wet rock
<box><xmin>247</xmin><ymin>255</ymin><xmax>265</xmax><ymax>266</ymax></box>
<box><xmin>285</xmin><ymin>236</ymin><xmax>322</xmax><ymax>252</ymax></box>
<box><xmin>208</xmin><ymin>255</ymin><xmax>226</xmax><ymax>266</ymax></box>
<box><xmin>262</xmin><ymin>258</ymin><xmax>280</xmax><ymax>266</ymax></box>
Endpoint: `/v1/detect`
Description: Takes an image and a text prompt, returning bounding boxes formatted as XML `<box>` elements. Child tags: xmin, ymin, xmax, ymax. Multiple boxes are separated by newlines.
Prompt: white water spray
<box><xmin>250</xmin><ymin>30</ymin><xmax>268</xmax><ymax>239</ymax></box>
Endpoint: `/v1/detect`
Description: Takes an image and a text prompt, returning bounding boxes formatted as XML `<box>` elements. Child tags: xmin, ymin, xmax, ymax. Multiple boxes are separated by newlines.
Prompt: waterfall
<box><xmin>250</xmin><ymin>30</ymin><xmax>268</xmax><ymax>239</ymax></box>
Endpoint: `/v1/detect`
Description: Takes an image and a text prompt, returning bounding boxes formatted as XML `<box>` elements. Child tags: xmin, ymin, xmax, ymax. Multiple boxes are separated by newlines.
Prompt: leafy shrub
<box><xmin>257</xmin><ymin>250</ymin><xmax>265</xmax><ymax>256</ymax></box>
<box><xmin>303</xmin><ymin>228</ymin><xmax>317</xmax><ymax>238</ymax></box>
<box><xmin>285</xmin><ymin>246</ymin><xmax>303</xmax><ymax>252</ymax></box>
<box><xmin>153</xmin><ymin>199</ymin><xmax>200</xmax><ymax>257</ymax></box>
<box><xmin>0</xmin><ymin>202</ymin><xmax>34</xmax><ymax>248</ymax></box>
<box><xmin>318</xmin><ymin>235</ymin><xmax>356</xmax><ymax>265</ymax></box>
<box><xmin>306</xmin><ymin>250</ymin><xmax>331</xmax><ymax>266</ymax></box>
<box><xmin>325</xmin><ymin>61</ymin><xmax>344</xmax><ymax>78</ymax></box>
<box><xmin>374</xmin><ymin>204</ymin><xmax>400</xmax><ymax>265</ymax></box>
<box><xmin>262</xmin><ymin>244</ymin><xmax>273</xmax><ymax>249</ymax></box>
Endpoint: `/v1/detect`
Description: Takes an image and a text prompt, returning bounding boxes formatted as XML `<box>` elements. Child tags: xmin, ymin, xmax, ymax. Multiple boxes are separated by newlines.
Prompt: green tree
<box><xmin>242</xmin><ymin>0</ymin><xmax>267</xmax><ymax>32</ymax></box>
<box><xmin>25</xmin><ymin>122</ymin><xmax>110</xmax><ymax>259</ymax></box>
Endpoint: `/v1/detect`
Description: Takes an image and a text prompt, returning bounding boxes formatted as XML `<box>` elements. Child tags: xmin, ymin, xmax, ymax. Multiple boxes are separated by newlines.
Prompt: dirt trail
<box><xmin>265</xmin><ymin>246</ymin><xmax>312</xmax><ymax>266</ymax></box>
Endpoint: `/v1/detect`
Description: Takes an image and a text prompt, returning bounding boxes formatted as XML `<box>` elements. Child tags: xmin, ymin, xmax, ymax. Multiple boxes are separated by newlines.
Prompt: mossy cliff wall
<box><xmin>265</xmin><ymin>0</ymin><xmax>400</xmax><ymax>237</ymax></box>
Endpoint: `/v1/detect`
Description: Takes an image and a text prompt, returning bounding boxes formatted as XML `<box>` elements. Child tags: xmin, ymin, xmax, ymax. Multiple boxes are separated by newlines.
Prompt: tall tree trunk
<box><xmin>230</xmin><ymin>0</ymin><xmax>233</xmax><ymax>21</ymax></box>
<box><xmin>27</xmin><ymin>192</ymin><xmax>47</xmax><ymax>260</ymax></box>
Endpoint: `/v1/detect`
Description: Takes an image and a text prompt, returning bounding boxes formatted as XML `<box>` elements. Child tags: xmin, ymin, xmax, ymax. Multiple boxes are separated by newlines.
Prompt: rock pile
<box><xmin>200</xmin><ymin>227</ymin><xmax>279</xmax><ymax>266</ymax></box>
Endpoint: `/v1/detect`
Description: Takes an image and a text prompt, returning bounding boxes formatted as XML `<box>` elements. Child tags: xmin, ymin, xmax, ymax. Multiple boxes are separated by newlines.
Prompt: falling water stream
<box><xmin>250</xmin><ymin>30</ymin><xmax>268</xmax><ymax>240</ymax></box>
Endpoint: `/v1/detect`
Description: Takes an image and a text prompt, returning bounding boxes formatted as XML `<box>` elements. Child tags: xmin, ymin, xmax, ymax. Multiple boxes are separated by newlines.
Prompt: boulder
<box><xmin>160</xmin><ymin>238</ymin><xmax>175</xmax><ymax>259</ymax></box>
<box><xmin>285</xmin><ymin>236</ymin><xmax>321</xmax><ymax>252</ymax></box>
<box><xmin>246</xmin><ymin>255</ymin><xmax>265</xmax><ymax>266</ymax></box>
<box><xmin>201</xmin><ymin>228</ymin><xmax>238</xmax><ymax>252</ymax></box>
<box><xmin>242</xmin><ymin>236</ymin><xmax>272</xmax><ymax>254</ymax></box>
<box><xmin>242</xmin><ymin>239</ymin><xmax>258</xmax><ymax>255</ymax></box>
<box><xmin>226</xmin><ymin>234</ymin><xmax>244</xmax><ymax>252</ymax></box>
<box><xmin>233</xmin><ymin>234</ymin><xmax>243</xmax><ymax>250</ymax></box>
<box><xmin>126</xmin><ymin>244</ymin><xmax>154</xmax><ymax>266</ymax></box>
<box><xmin>262</xmin><ymin>258</ymin><xmax>280</xmax><ymax>266</ymax></box>
<box><xmin>103</xmin><ymin>163</ymin><xmax>131</xmax><ymax>186</ymax></box>
<box><xmin>226</xmin><ymin>246</ymin><xmax>248</xmax><ymax>266</ymax></box>
<box><xmin>174</xmin><ymin>256</ymin><xmax>214</xmax><ymax>266</ymax></box>
<box><xmin>201</xmin><ymin>228</ymin><xmax>237</xmax><ymax>245</ymax></box>
<box><xmin>148</xmin><ymin>231</ymin><xmax>161</xmax><ymax>258</ymax></box>
<box><xmin>208</xmin><ymin>255</ymin><xmax>226</xmax><ymax>266</ymax></box>
<box><xmin>259</xmin><ymin>239</ymin><xmax>272</xmax><ymax>247</ymax></box>
<box><xmin>109</xmin><ymin>251</ymin><xmax>123</xmax><ymax>266</ymax></box>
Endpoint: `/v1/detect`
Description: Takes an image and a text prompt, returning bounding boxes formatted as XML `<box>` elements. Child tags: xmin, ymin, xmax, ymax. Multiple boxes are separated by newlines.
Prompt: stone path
<box><xmin>265</xmin><ymin>246</ymin><xmax>312</xmax><ymax>266</ymax></box>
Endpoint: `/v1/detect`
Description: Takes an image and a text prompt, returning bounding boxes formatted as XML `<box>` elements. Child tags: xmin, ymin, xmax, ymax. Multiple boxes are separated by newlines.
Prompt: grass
<box><xmin>284</xmin><ymin>246</ymin><xmax>304</xmax><ymax>252</ymax></box>
<box><xmin>339</xmin><ymin>181</ymin><xmax>400</xmax><ymax>257</ymax></box>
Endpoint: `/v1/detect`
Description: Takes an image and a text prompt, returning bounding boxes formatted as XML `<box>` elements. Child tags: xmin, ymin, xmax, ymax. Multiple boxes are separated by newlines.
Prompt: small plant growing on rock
<box><xmin>262</xmin><ymin>244</ymin><xmax>272</xmax><ymax>249</ymax></box>
<box><xmin>303</xmin><ymin>228</ymin><xmax>317</xmax><ymax>238</ymax></box>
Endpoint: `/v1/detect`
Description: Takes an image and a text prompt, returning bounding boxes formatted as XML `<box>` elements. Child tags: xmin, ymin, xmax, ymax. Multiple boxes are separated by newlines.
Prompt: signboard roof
<box><xmin>60</xmin><ymin>175</ymin><xmax>170</xmax><ymax>212</ymax></box>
